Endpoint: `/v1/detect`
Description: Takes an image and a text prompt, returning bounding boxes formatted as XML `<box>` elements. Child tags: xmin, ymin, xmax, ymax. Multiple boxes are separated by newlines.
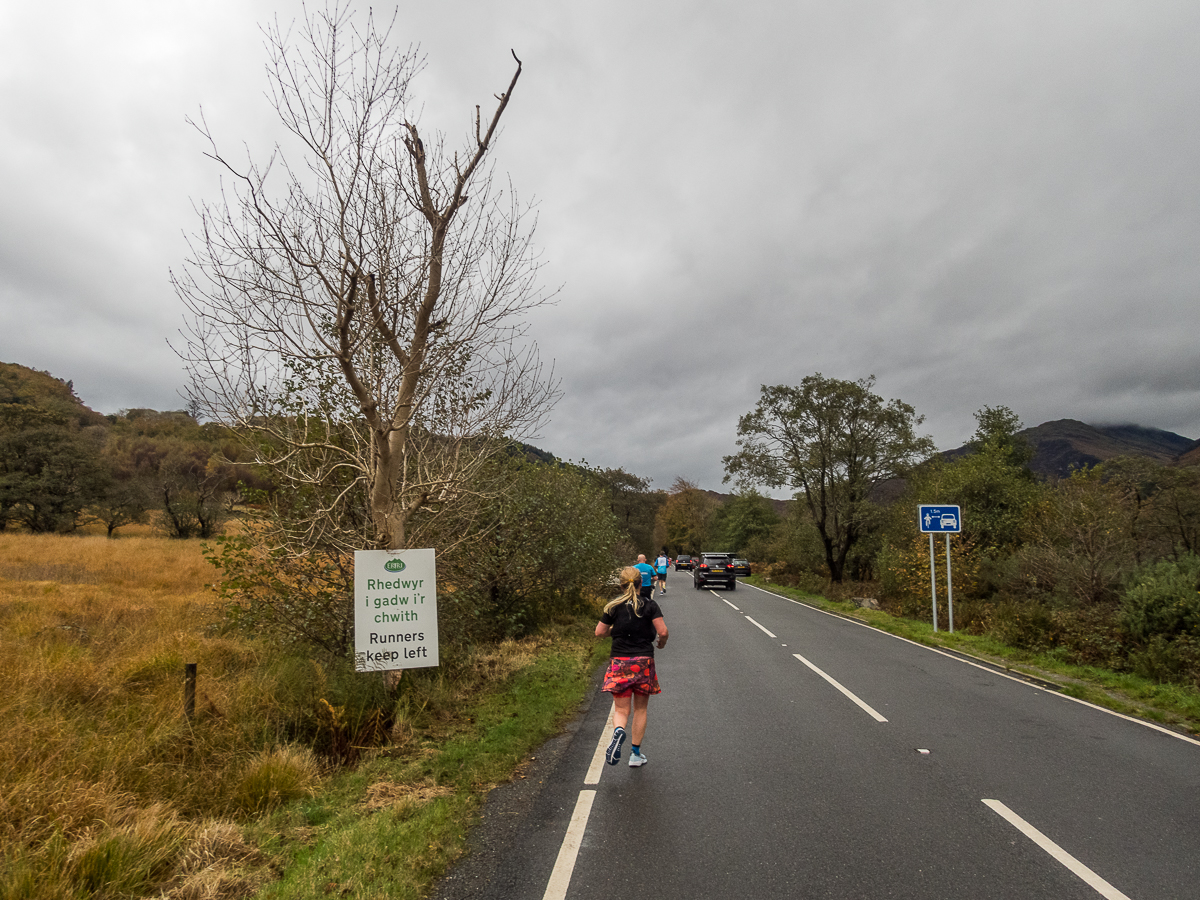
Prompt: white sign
<box><xmin>354</xmin><ymin>549</ymin><xmax>439</xmax><ymax>672</ymax></box>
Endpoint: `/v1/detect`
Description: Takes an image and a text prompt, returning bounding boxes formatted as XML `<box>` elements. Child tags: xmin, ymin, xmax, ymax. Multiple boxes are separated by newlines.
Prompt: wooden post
<box><xmin>184</xmin><ymin>663</ymin><xmax>197</xmax><ymax>722</ymax></box>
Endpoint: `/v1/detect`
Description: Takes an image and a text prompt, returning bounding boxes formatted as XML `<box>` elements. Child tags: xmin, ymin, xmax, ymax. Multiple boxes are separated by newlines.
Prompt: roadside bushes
<box><xmin>1121</xmin><ymin>554</ymin><xmax>1200</xmax><ymax>684</ymax></box>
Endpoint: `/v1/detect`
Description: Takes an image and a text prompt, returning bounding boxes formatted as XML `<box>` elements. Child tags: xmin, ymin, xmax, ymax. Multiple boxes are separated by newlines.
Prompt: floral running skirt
<box><xmin>602</xmin><ymin>656</ymin><xmax>661</xmax><ymax>696</ymax></box>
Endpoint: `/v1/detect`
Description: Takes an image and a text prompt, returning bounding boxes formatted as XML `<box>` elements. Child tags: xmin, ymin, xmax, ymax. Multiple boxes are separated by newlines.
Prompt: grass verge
<box><xmin>747</xmin><ymin>576</ymin><xmax>1200</xmax><ymax>738</ymax></box>
<box><xmin>249</xmin><ymin>632</ymin><xmax>611</xmax><ymax>900</ymax></box>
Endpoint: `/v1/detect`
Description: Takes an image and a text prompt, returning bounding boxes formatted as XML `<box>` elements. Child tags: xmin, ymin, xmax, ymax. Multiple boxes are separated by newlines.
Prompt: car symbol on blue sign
<box><xmin>919</xmin><ymin>505</ymin><xmax>962</xmax><ymax>533</ymax></box>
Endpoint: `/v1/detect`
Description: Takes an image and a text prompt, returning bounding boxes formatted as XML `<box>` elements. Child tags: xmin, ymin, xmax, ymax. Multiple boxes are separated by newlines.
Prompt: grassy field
<box><xmin>748</xmin><ymin>576</ymin><xmax>1200</xmax><ymax>737</ymax></box>
<box><xmin>0</xmin><ymin>531</ymin><xmax>608</xmax><ymax>899</ymax></box>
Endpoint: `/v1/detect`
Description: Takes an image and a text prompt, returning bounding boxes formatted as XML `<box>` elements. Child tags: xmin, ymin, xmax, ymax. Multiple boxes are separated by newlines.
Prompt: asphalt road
<box><xmin>432</xmin><ymin>578</ymin><xmax>1200</xmax><ymax>900</ymax></box>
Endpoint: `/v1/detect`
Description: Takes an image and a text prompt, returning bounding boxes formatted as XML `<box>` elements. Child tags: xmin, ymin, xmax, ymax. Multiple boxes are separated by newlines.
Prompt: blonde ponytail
<box><xmin>603</xmin><ymin>566</ymin><xmax>645</xmax><ymax>616</ymax></box>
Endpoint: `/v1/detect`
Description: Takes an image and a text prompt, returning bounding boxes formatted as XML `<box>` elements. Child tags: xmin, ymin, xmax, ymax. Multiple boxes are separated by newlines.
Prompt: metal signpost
<box><xmin>918</xmin><ymin>505</ymin><xmax>961</xmax><ymax>633</ymax></box>
<box><xmin>354</xmin><ymin>548</ymin><xmax>440</xmax><ymax>672</ymax></box>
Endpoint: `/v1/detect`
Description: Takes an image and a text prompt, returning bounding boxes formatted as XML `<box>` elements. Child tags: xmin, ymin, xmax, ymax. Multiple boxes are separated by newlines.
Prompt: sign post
<box><xmin>354</xmin><ymin>548</ymin><xmax>440</xmax><ymax>672</ymax></box>
<box><xmin>918</xmin><ymin>505</ymin><xmax>961</xmax><ymax>633</ymax></box>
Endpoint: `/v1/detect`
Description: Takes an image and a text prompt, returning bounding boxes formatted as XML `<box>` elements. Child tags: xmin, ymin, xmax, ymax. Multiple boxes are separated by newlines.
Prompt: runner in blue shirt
<box><xmin>634</xmin><ymin>555</ymin><xmax>656</xmax><ymax>602</ymax></box>
<box><xmin>654</xmin><ymin>553</ymin><xmax>669</xmax><ymax>594</ymax></box>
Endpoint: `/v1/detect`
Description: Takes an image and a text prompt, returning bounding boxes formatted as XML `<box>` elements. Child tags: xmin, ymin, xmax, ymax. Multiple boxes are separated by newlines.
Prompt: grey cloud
<box><xmin>2</xmin><ymin>0</ymin><xmax>1198</xmax><ymax>495</ymax></box>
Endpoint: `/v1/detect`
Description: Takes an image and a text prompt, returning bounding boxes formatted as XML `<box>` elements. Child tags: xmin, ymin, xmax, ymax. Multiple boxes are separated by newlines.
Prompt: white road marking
<box><xmin>584</xmin><ymin>704</ymin><xmax>615</xmax><ymax>785</ymax></box>
<box><xmin>982</xmin><ymin>800</ymin><xmax>1133</xmax><ymax>900</ymax></box>
<box><xmin>792</xmin><ymin>653</ymin><xmax>888</xmax><ymax>722</ymax></box>
<box><xmin>541</xmin><ymin>789</ymin><xmax>596</xmax><ymax>900</ymax></box>
<box><xmin>743</xmin><ymin>581</ymin><xmax>1200</xmax><ymax>748</ymax></box>
<box><xmin>746</xmin><ymin>616</ymin><xmax>776</xmax><ymax>638</ymax></box>
<box><xmin>720</xmin><ymin>596</ymin><xmax>740</xmax><ymax>610</ymax></box>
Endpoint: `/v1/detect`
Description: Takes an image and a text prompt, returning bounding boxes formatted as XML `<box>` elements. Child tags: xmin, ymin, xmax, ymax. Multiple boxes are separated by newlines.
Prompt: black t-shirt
<box><xmin>600</xmin><ymin>597</ymin><xmax>664</xmax><ymax>657</ymax></box>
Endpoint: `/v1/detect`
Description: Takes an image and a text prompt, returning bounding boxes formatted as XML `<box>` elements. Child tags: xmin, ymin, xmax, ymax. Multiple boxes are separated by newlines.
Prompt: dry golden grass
<box><xmin>0</xmin><ymin>533</ymin><xmax>288</xmax><ymax>899</ymax></box>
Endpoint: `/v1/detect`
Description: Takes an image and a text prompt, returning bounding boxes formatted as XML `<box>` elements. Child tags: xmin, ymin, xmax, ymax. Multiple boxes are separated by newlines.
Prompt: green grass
<box><xmin>748</xmin><ymin>576</ymin><xmax>1200</xmax><ymax>737</ymax></box>
<box><xmin>247</xmin><ymin>628</ymin><xmax>612</xmax><ymax>899</ymax></box>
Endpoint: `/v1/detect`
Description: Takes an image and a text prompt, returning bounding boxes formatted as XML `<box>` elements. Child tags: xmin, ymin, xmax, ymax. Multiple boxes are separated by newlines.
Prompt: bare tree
<box><xmin>173</xmin><ymin>4</ymin><xmax>557</xmax><ymax>555</ymax></box>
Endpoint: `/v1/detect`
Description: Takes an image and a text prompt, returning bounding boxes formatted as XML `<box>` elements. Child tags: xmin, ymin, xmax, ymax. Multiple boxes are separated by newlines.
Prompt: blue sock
<box><xmin>631</xmin><ymin>744</ymin><xmax>641</xmax><ymax>755</ymax></box>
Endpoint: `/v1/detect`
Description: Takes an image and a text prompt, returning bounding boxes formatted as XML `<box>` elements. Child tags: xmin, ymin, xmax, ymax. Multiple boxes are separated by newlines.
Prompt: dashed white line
<box><xmin>983</xmin><ymin>800</ymin><xmax>1132</xmax><ymax>900</ymax></box>
<box><xmin>720</xmin><ymin>597</ymin><xmax>740</xmax><ymax>610</ymax></box>
<box><xmin>792</xmin><ymin>652</ymin><xmax>888</xmax><ymax>722</ymax></box>
<box><xmin>541</xmin><ymin>790</ymin><xmax>596</xmax><ymax>900</ymax></box>
<box><xmin>745</xmin><ymin>616</ymin><xmax>776</xmax><ymax>638</ymax></box>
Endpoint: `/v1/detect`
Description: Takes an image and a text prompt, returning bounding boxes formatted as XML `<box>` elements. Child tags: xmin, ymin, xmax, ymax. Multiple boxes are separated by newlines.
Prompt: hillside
<box><xmin>0</xmin><ymin>361</ymin><xmax>107</xmax><ymax>428</ymax></box>
<box><xmin>946</xmin><ymin>419</ymin><xmax>1195</xmax><ymax>478</ymax></box>
<box><xmin>1176</xmin><ymin>438</ymin><xmax>1200</xmax><ymax>468</ymax></box>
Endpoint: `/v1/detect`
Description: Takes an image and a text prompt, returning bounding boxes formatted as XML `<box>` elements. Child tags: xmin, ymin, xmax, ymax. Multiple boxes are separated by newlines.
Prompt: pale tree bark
<box><xmin>172</xmin><ymin>3</ymin><xmax>557</xmax><ymax>556</ymax></box>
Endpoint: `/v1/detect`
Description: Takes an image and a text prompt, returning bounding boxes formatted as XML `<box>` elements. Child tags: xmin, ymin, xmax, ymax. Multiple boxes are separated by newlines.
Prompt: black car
<box><xmin>731</xmin><ymin>558</ymin><xmax>751</xmax><ymax>577</ymax></box>
<box><xmin>674</xmin><ymin>555</ymin><xmax>695</xmax><ymax>571</ymax></box>
<box><xmin>693</xmin><ymin>553</ymin><xmax>736</xmax><ymax>590</ymax></box>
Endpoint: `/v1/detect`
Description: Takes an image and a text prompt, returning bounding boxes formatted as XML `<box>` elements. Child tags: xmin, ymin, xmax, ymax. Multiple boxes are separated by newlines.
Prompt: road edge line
<box><xmin>541</xmin><ymin>789</ymin><xmax>596</xmax><ymax>900</ymax></box>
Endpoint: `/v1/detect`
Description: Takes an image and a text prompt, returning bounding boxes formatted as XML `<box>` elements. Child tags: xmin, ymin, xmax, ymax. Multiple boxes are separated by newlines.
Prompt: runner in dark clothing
<box><xmin>595</xmin><ymin>567</ymin><xmax>668</xmax><ymax>767</ymax></box>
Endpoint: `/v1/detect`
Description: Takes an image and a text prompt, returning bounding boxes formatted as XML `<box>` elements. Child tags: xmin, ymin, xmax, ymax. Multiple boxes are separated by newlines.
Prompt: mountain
<box><xmin>949</xmin><ymin>419</ymin><xmax>1195</xmax><ymax>478</ymax></box>
<box><xmin>1176</xmin><ymin>438</ymin><xmax>1200</xmax><ymax>468</ymax></box>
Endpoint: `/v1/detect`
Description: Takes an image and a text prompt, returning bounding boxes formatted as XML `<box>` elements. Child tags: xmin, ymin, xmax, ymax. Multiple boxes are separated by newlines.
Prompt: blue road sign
<box><xmin>919</xmin><ymin>505</ymin><xmax>961</xmax><ymax>533</ymax></box>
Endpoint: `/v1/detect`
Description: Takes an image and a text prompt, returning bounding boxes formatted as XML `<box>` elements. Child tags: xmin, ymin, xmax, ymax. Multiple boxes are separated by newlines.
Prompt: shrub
<box><xmin>1121</xmin><ymin>553</ymin><xmax>1200</xmax><ymax>641</ymax></box>
<box><xmin>1126</xmin><ymin>634</ymin><xmax>1200</xmax><ymax>687</ymax></box>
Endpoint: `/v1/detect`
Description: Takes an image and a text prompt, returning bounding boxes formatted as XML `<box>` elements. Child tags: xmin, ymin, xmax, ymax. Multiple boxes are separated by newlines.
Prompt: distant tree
<box><xmin>594</xmin><ymin>467</ymin><xmax>663</xmax><ymax>552</ymax></box>
<box><xmin>1022</xmin><ymin>467</ymin><xmax>1136</xmax><ymax>604</ymax></box>
<box><xmin>967</xmin><ymin>405</ymin><xmax>1035</xmax><ymax>471</ymax></box>
<box><xmin>710</xmin><ymin>489</ymin><xmax>780</xmax><ymax>557</ymax></box>
<box><xmin>1099</xmin><ymin>457</ymin><xmax>1200</xmax><ymax>563</ymax></box>
<box><xmin>0</xmin><ymin>405</ymin><xmax>109</xmax><ymax>533</ymax></box>
<box><xmin>88</xmin><ymin>479</ymin><xmax>152</xmax><ymax>538</ymax></box>
<box><xmin>654</xmin><ymin>478</ymin><xmax>716</xmax><ymax>555</ymax></box>
<box><xmin>156</xmin><ymin>446</ymin><xmax>234</xmax><ymax>539</ymax></box>
<box><xmin>724</xmin><ymin>375</ymin><xmax>935</xmax><ymax>582</ymax></box>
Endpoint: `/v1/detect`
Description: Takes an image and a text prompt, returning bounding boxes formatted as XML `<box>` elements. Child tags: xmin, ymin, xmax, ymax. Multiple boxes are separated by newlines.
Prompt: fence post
<box><xmin>184</xmin><ymin>663</ymin><xmax>197</xmax><ymax>722</ymax></box>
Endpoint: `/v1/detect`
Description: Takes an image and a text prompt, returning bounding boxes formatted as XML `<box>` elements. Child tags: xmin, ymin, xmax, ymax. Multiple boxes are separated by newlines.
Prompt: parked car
<box><xmin>731</xmin><ymin>558</ymin><xmax>751</xmax><ymax>577</ymax></box>
<box><xmin>693</xmin><ymin>553</ymin><xmax>736</xmax><ymax>590</ymax></box>
<box><xmin>674</xmin><ymin>555</ymin><xmax>695</xmax><ymax>571</ymax></box>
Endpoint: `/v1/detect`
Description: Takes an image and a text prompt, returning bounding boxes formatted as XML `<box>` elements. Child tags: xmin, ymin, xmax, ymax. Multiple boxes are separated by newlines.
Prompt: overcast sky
<box><xmin>3</xmin><ymin>1</ymin><xmax>1198</xmax><ymax>493</ymax></box>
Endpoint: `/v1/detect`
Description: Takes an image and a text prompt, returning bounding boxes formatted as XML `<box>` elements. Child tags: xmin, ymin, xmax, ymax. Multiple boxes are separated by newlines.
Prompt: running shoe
<box><xmin>628</xmin><ymin>751</ymin><xmax>648</xmax><ymax>767</ymax></box>
<box><xmin>605</xmin><ymin>727</ymin><xmax>626</xmax><ymax>765</ymax></box>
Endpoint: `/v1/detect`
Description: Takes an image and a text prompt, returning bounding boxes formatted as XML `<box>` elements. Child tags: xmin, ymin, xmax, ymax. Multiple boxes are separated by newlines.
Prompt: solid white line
<box><xmin>744</xmin><ymin>581</ymin><xmax>1200</xmax><ymax>749</ymax></box>
<box><xmin>793</xmin><ymin>653</ymin><xmax>888</xmax><ymax>722</ymax></box>
<box><xmin>541</xmin><ymin>789</ymin><xmax>596</xmax><ymax>900</ymax></box>
<box><xmin>584</xmin><ymin>704</ymin><xmax>615</xmax><ymax>785</ymax></box>
<box><xmin>746</xmin><ymin>616</ymin><xmax>776</xmax><ymax>638</ymax></box>
<box><xmin>720</xmin><ymin>596</ymin><xmax>740</xmax><ymax>610</ymax></box>
<box><xmin>982</xmin><ymin>799</ymin><xmax>1132</xmax><ymax>900</ymax></box>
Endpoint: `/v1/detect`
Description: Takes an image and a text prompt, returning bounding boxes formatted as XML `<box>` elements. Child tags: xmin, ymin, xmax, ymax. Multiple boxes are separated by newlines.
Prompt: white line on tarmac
<box><xmin>743</xmin><ymin>581</ymin><xmax>1200</xmax><ymax>748</ymax></box>
<box><xmin>792</xmin><ymin>652</ymin><xmax>888</xmax><ymax>722</ymax></box>
<box><xmin>584</xmin><ymin>704</ymin><xmax>615</xmax><ymax>785</ymax></box>
<box><xmin>720</xmin><ymin>596</ymin><xmax>740</xmax><ymax>610</ymax></box>
<box><xmin>746</xmin><ymin>616</ymin><xmax>776</xmax><ymax>638</ymax></box>
<box><xmin>982</xmin><ymin>800</ymin><xmax>1132</xmax><ymax>900</ymax></box>
<box><xmin>541</xmin><ymin>790</ymin><xmax>596</xmax><ymax>900</ymax></box>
